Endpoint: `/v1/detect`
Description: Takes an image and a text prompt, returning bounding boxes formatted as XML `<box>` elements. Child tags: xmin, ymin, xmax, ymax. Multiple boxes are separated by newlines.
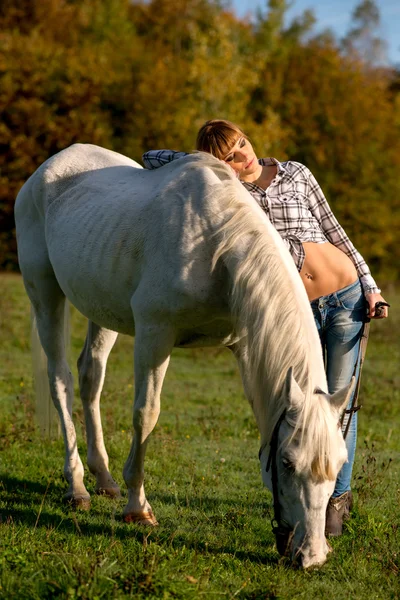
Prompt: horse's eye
<box><xmin>282</xmin><ymin>458</ymin><xmax>295</xmax><ymax>473</ymax></box>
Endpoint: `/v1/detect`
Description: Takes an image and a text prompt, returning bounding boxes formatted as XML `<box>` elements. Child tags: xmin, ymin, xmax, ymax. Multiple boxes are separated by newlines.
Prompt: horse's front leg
<box><xmin>123</xmin><ymin>322</ymin><xmax>174</xmax><ymax>525</ymax></box>
<box><xmin>78</xmin><ymin>322</ymin><xmax>120</xmax><ymax>497</ymax></box>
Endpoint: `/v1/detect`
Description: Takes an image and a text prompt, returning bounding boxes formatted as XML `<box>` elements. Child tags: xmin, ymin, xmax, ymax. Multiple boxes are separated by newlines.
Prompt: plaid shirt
<box><xmin>142</xmin><ymin>150</ymin><xmax>380</xmax><ymax>294</ymax></box>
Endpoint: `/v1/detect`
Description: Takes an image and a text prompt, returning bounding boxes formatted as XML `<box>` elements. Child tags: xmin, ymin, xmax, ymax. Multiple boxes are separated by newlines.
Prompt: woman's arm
<box><xmin>142</xmin><ymin>150</ymin><xmax>189</xmax><ymax>169</ymax></box>
<box><xmin>305</xmin><ymin>167</ymin><xmax>388</xmax><ymax>318</ymax></box>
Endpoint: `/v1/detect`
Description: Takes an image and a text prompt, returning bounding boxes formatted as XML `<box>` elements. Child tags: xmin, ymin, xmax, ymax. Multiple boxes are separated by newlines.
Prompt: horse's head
<box><xmin>260</xmin><ymin>368</ymin><xmax>353</xmax><ymax>569</ymax></box>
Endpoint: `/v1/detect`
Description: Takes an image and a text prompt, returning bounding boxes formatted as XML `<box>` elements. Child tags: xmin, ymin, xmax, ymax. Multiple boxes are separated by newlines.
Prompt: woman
<box><xmin>142</xmin><ymin>119</ymin><xmax>389</xmax><ymax>536</ymax></box>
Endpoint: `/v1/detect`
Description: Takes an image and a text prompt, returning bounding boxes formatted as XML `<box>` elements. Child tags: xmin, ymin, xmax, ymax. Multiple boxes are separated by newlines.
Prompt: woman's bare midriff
<box><xmin>300</xmin><ymin>242</ymin><xmax>358</xmax><ymax>301</ymax></box>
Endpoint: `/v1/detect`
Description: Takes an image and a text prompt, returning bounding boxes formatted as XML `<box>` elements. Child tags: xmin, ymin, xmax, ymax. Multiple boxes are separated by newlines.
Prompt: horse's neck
<box><xmin>211</xmin><ymin>184</ymin><xmax>327</xmax><ymax>444</ymax></box>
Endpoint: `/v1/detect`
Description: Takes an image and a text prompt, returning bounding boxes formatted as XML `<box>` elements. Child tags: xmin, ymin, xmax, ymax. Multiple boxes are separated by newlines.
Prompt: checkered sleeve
<box><xmin>306</xmin><ymin>168</ymin><xmax>380</xmax><ymax>294</ymax></box>
<box><xmin>142</xmin><ymin>149</ymin><xmax>189</xmax><ymax>169</ymax></box>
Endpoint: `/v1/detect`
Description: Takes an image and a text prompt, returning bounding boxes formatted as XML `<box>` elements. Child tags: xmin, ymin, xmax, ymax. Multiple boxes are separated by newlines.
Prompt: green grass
<box><xmin>0</xmin><ymin>274</ymin><xmax>399</xmax><ymax>599</ymax></box>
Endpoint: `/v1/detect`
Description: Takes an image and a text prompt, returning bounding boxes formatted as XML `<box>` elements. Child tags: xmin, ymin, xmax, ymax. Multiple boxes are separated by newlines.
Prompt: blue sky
<box><xmin>232</xmin><ymin>0</ymin><xmax>400</xmax><ymax>66</ymax></box>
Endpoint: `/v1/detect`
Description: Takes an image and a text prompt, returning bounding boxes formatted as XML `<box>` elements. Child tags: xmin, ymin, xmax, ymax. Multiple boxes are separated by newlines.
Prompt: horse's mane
<box><xmin>173</xmin><ymin>154</ymin><xmax>333</xmax><ymax>481</ymax></box>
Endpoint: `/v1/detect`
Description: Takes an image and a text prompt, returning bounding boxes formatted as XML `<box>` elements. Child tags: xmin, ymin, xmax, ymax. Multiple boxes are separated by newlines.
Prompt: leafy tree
<box><xmin>342</xmin><ymin>0</ymin><xmax>388</xmax><ymax>65</ymax></box>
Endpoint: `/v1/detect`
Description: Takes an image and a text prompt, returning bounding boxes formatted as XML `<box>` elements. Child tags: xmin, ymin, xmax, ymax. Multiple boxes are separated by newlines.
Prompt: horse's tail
<box><xmin>32</xmin><ymin>303</ymin><xmax>69</xmax><ymax>437</ymax></box>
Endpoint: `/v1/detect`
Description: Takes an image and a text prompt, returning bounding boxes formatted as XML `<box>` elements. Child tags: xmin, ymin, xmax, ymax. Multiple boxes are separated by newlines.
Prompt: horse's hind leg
<box><xmin>27</xmin><ymin>276</ymin><xmax>90</xmax><ymax>508</ymax></box>
<box><xmin>16</xmin><ymin>182</ymin><xmax>89</xmax><ymax>507</ymax></box>
<box><xmin>122</xmin><ymin>320</ymin><xmax>175</xmax><ymax>525</ymax></box>
<box><xmin>78</xmin><ymin>322</ymin><xmax>120</xmax><ymax>497</ymax></box>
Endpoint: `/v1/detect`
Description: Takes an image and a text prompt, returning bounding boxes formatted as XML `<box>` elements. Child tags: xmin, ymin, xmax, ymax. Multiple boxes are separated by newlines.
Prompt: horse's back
<box><xmin>16</xmin><ymin>144</ymin><xmax>142</xmax><ymax>214</ymax></box>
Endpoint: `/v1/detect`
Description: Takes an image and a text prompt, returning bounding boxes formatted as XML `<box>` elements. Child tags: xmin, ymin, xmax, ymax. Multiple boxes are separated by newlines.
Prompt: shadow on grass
<box><xmin>0</xmin><ymin>473</ymin><xmax>279</xmax><ymax>566</ymax></box>
<box><xmin>1</xmin><ymin>506</ymin><xmax>280</xmax><ymax>565</ymax></box>
<box><xmin>0</xmin><ymin>473</ymin><xmax>66</xmax><ymax>496</ymax></box>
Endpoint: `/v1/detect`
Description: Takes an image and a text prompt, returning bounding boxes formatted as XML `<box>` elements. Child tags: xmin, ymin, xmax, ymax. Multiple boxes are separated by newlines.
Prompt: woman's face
<box><xmin>223</xmin><ymin>137</ymin><xmax>259</xmax><ymax>179</ymax></box>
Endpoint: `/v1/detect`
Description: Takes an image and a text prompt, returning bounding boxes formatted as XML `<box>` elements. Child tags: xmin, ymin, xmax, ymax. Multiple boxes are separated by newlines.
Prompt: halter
<box><xmin>259</xmin><ymin>409</ymin><xmax>294</xmax><ymax>556</ymax></box>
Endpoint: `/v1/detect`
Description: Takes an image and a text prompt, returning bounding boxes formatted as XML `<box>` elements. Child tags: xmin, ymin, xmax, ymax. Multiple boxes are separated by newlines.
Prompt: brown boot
<box><xmin>325</xmin><ymin>491</ymin><xmax>350</xmax><ymax>537</ymax></box>
<box><xmin>343</xmin><ymin>490</ymin><xmax>353</xmax><ymax>521</ymax></box>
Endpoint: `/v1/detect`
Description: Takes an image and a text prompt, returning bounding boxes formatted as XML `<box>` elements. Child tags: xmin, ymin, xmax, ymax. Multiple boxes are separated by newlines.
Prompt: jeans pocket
<box><xmin>339</xmin><ymin>290</ymin><xmax>365</xmax><ymax>311</ymax></box>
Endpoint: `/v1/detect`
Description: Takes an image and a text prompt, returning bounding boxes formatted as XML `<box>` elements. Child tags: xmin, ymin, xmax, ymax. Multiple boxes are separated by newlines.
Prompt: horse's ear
<box><xmin>329</xmin><ymin>377</ymin><xmax>356</xmax><ymax>414</ymax></box>
<box><xmin>284</xmin><ymin>367</ymin><xmax>304</xmax><ymax>410</ymax></box>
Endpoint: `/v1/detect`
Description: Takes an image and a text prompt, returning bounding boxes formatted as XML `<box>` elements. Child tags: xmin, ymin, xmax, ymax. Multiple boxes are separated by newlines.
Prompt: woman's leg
<box><xmin>311</xmin><ymin>281</ymin><xmax>366</xmax><ymax>536</ymax></box>
<box><xmin>327</xmin><ymin>346</ymin><xmax>361</xmax><ymax>497</ymax></box>
<box><xmin>324</xmin><ymin>283</ymin><xmax>366</xmax><ymax>498</ymax></box>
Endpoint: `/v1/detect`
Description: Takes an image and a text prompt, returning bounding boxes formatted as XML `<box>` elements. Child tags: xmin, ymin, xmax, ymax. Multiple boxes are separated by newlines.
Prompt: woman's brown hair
<box><xmin>195</xmin><ymin>119</ymin><xmax>248</xmax><ymax>160</ymax></box>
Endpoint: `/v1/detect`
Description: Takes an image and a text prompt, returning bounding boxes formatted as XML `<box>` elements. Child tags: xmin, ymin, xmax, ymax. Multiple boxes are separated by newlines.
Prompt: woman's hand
<box><xmin>365</xmin><ymin>293</ymin><xmax>389</xmax><ymax>319</ymax></box>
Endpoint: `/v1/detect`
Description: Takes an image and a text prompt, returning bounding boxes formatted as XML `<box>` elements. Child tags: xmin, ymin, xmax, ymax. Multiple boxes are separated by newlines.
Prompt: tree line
<box><xmin>1</xmin><ymin>0</ymin><xmax>399</xmax><ymax>282</ymax></box>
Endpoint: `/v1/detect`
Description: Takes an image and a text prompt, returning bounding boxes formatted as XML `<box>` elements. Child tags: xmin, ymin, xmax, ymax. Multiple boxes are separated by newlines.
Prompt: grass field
<box><xmin>0</xmin><ymin>273</ymin><xmax>399</xmax><ymax>599</ymax></box>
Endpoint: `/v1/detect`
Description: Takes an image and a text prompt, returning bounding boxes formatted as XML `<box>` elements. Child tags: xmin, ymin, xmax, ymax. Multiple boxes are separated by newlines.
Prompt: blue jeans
<box><xmin>310</xmin><ymin>279</ymin><xmax>367</xmax><ymax>497</ymax></box>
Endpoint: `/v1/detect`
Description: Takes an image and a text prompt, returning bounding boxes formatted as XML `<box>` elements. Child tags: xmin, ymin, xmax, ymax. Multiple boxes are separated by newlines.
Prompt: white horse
<box><xmin>15</xmin><ymin>144</ymin><xmax>353</xmax><ymax>568</ymax></box>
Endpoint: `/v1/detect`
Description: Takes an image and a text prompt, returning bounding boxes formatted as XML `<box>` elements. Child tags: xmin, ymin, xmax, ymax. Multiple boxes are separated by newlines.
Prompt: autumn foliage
<box><xmin>1</xmin><ymin>0</ymin><xmax>399</xmax><ymax>282</ymax></box>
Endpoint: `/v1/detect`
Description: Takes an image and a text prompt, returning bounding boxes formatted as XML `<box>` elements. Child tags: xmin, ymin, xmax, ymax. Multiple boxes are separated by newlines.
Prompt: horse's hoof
<box><xmin>74</xmin><ymin>497</ymin><xmax>91</xmax><ymax>510</ymax></box>
<box><xmin>123</xmin><ymin>509</ymin><xmax>159</xmax><ymax>526</ymax></box>
<box><xmin>96</xmin><ymin>486</ymin><xmax>121</xmax><ymax>499</ymax></box>
<box><xmin>64</xmin><ymin>495</ymin><xmax>91</xmax><ymax>511</ymax></box>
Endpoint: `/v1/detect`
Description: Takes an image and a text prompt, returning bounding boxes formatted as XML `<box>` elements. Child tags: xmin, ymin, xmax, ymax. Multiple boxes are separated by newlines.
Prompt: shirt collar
<box><xmin>259</xmin><ymin>157</ymin><xmax>287</xmax><ymax>177</ymax></box>
<box><xmin>241</xmin><ymin>157</ymin><xmax>287</xmax><ymax>192</ymax></box>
